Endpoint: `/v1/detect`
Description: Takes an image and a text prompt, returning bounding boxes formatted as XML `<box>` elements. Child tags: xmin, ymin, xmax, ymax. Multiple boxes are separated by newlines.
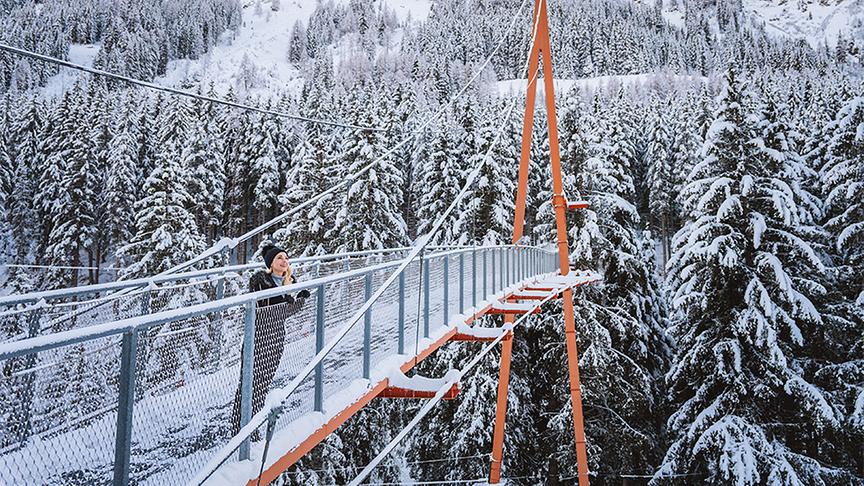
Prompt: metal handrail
<box><xmin>0</xmin><ymin>245</ymin><xmax>544</xmax><ymax>308</ymax></box>
<box><xmin>0</xmin><ymin>246</ymin><xmax>550</xmax><ymax>361</ymax></box>
<box><xmin>0</xmin><ymin>247</ymin><xmax>416</xmax><ymax>307</ymax></box>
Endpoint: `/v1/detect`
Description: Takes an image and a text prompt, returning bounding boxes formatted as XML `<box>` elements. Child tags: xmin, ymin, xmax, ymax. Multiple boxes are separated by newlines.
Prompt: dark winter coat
<box><xmin>248</xmin><ymin>270</ymin><xmax>300</xmax><ymax>308</ymax></box>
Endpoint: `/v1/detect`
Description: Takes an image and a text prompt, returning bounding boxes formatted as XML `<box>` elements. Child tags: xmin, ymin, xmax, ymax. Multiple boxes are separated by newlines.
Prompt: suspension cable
<box><xmin>0</xmin><ymin>42</ymin><xmax>382</xmax><ymax>132</ymax></box>
<box><xmin>348</xmin><ymin>291</ymin><xmax>559</xmax><ymax>486</ymax></box>
<box><xmin>4</xmin><ymin>0</ymin><xmax>534</xmax><ymax>327</ymax></box>
<box><xmin>194</xmin><ymin>1</ymin><xmax>546</xmax><ymax>482</ymax></box>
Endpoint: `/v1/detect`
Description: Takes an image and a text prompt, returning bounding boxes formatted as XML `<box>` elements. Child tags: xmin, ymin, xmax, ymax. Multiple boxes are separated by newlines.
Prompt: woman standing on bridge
<box><xmin>231</xmin><ymin>245</ymin><xmax>310</xmax><ymax>437</ymax></box>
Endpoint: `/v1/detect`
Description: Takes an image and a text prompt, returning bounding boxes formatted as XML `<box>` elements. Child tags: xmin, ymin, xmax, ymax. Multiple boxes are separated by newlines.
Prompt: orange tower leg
<box><xmin>488</xmin><ymin>314</ymin><xmax>515</xmax><ymax>483</ymax></box>
<box><xmin>497</xmin><ymin>0</ymin><xmax>591</xmax><ymax>483</ymax></box>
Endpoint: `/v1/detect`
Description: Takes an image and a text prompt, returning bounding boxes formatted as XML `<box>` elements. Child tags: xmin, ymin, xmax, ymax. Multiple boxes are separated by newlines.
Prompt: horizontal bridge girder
<box><xmin>378</xmin><ymin>383</ymin><xmax>460</xmax><ymax>400</ymax></box>
<box><xmin>486</xmin><ymin>302</ymin><xmax>542</xmax><ymax>315</ymax></box>
<box><xmin>506</xmin><ymin>290</ymin><xmax>561</xmax><ymax>301</ymax></box>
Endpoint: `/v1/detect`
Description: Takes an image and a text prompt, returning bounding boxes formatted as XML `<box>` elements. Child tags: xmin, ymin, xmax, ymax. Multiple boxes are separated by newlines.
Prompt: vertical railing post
<box><xmin>134</xmin><ymin>291</ymin><xmax>151</xmax><ymax>400</ymax></box>
<box><xmin>443</xmin><ymin>255</ymin><xmax>449</xmax><ymax>326</ymax></box>
<box><xmin>423</xmin><ymin>259</ymin><xmax>430</xmax><ymax>338</ymax></box>
<box><xmin>472</xmin><ymin>249</ymin><xmax>477</xmax><ymax>309</ymax></box>
<box><xmin>212</xmin><ymin>270</ymin><xmax>226</xmax><ymax>367</ymax></box>
<box><xmin>491</xmin><ymin>250</ymin><xmax>497</xmax><ymax>294</ymax></box>
<box><xmin>314</xmin><ymin>285</ymin><xmax>325</xmax><ymax>412</ymax></box>
<box><xmin>363</xmin><ymin>273</ymin><xmax>372</xmax><ymax>379</ymax></box>
<box><xmin>459</xmin><ymin>253</ymin><xmax>465</xmax><ymax>315</ymax></box>
<box><xmin>398</xmin><ymin>272</ymin><xmax>405</xmax><ymax>355</ymax></box>
<box><xmin>239</xmin><ymin>303</ymin><xmax>256</xmax><ymax>461</ymax></box>
<box><xmin>113</xmin><ymin>329</ymin><xmax>138</xmax><ymax>486</ymax></box>
<box><xmin>18</xmin><ymin>308</ymin><xmax>42</xmax><ymax>444</ymax></box>
<box><xmin>521</xmin><ymin>249</ymin><xmax>525</xmax><ymax>280</ymax></box>
<box><xmin>483</xmin><ymin>249</ymin><xmax>488</xmax><ymax>301</ymax></box>
<box><xmin>505</xmin><ymin>249</ymin><xmax>510</xmax><ymax>287</ymax></box>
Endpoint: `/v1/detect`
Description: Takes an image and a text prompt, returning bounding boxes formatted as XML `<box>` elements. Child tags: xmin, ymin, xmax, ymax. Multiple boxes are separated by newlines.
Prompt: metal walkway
<box><xmin>0</xmin><ymin>245</ymin><xmax>586</xmax><ymax>485</ymax></box>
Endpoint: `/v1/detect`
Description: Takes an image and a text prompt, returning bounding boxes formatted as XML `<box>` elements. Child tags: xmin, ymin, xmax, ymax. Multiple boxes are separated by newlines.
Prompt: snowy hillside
<box><xmin>743</xmin><ymin>0</ymin><xmax>864</xmax><ymax>47</ymax></box>
<box><xmin>161</xmin><ymin>0</ymin><xmax>433</xmax><ymax>96</ymax></box>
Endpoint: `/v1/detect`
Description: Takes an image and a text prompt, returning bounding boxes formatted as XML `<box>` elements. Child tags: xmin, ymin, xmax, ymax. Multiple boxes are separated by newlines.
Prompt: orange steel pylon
<box><xmin>487</xmin><ymin>0</ymin><xmax>591</xmax><ymax>483</ymax></box>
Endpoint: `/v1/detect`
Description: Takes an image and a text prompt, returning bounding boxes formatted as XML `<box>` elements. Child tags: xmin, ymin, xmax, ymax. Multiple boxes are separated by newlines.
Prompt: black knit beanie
<box><xmin>262</xmin><ymin>245</ymin><xmax>287</xmax><ymax>269</ymax></box>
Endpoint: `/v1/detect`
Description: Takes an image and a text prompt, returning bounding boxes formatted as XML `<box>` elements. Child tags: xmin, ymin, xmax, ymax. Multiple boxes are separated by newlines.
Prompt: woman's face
<box><xmin>271</xmin><ymin>252</ymin><xmax>290</xmax><ymax>275</ymax></box>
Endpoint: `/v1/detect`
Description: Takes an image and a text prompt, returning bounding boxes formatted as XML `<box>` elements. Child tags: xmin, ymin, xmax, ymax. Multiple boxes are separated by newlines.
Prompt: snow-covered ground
<box><xmin>160</xmin><ymin>0</ymin><xmax>433</xmax><ymax>97</ymax></box>
<box><xmin>41</xmin><ymin>44</ymin><xmax>100</xmax><ymax>98</ymax></box>
<box><xmin>742</xmin><ymin>0</ymin><xmax>864</xmax><ymax>48</ymax></box>
<box><xmin>656</xmin><ymin>0</ymin><xmax>864</xmax><ymax>48</ymax></box>
<box><xmin>39</xmin><ymin>0</ymin><xmax>434</xmax><ymax>101</ymax></box>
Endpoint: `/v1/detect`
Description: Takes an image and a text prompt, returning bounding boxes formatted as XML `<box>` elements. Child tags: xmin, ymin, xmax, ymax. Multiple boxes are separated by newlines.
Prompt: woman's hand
<box><xmin>297</xmin><ymin>289</ymin><xmax>311</xmax><ymax>300</ymax></box>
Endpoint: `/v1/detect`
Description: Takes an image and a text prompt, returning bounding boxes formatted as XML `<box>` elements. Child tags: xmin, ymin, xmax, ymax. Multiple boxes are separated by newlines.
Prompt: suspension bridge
<box><xmin>0</xmin><ymin>0</ymin><xmax>601</xmax><ymax>484</ymax></box>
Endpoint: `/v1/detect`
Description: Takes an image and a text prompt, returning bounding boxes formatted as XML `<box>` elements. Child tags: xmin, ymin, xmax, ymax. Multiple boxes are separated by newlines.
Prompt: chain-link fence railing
<box><xmin>0</xmin><ymin>246</ymin><xmax>557</xmax><ymax>485</ymax></box>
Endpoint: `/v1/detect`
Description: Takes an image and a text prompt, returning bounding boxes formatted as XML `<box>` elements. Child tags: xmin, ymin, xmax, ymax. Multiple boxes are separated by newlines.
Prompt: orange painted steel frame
<box><xmin>490</xmin><ymin>0</ymin><xmax>591</xmax><ymax>483</ymax></box>
<box><xmin>250</xmin><ymin>302</ymin><xmax>497</xmax><ymax>485</ymax></box>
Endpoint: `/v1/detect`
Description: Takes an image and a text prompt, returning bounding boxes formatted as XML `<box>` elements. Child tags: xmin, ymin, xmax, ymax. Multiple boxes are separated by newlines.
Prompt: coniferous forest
<box><xmin>0</xmin><ymin>0</ymin><xmax>862</xmax><ymax>484</ymax></box>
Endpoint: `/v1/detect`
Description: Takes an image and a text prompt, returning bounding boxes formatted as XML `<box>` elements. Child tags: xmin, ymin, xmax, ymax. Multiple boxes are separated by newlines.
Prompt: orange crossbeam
<box><xmin>378</xmin><ymin>383</ymin><xmax>460</xmax><ymax>400</ymax></box>
<box><xmin>452</xmin><ymin>330</ymin><xmax>511</xmax><ymax>342</ymax></box>
<box><xmin>567</xmin><ymin>201</ymin><xmax>589</xmax><ymax>210</ymax></box>
<box><xmin>506</xmin><ymin>291</ymin><xmax>561</xmax><ymax>301</ymax></box>
<box><xmin>486</xmin><ymin>306</ymin><xmax>541</xmax><ymax>315</ymax></box>
<box><xmin>251</xmin><ymin>292</ymin><xmax>517</xmax><ymax>485</ymax></box>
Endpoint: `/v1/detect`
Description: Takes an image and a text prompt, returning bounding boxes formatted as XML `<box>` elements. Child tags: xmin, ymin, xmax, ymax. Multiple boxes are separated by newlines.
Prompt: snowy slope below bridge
<box><xmin>654</xmin><ymin>0</ymin><xmax>864</xmax><ymax>48</ymax></box>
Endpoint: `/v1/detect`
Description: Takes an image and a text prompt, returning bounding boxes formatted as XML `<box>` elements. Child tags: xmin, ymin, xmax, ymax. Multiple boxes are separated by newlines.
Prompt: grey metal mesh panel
<box><xmin>128</xmin><ymin>305</ymin><xmax>244</xmax><ymax>484</ymax></box>
<box><xmin>0</xmin><ymin>334</ymin><xmax>122</xmax><ymax>485</ymax></box>
<box><xmin>369</xmin><ymin>267</ymin><xmax>402</xmax><ymax>374</ymax></box>
<box><xmin>402</xmin><ymin>259</ymin><xmax>423</xmax><ymax>358</ymax></box>
<box><xmin>446</xmin><ymin>253</ymin><xmax>460</xmax><ymax>323</ymax></box>
<box><xmin>424</xmin><ymin>257</ymin><xmax>445</xmax><ymax>336</ymax></box>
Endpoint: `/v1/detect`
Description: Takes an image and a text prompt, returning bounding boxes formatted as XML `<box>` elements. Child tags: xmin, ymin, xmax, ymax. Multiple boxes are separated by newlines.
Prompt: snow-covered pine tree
<box><xmin>409</xmin><ymin>320</ymin><xmax>535</xmax><ymax>482</ymax></box>
<box><xmin>117</xmin><ymin>138</ymin><xmax>205</xmax><ymax>278</ymax></box>
<box><xmin>281</xmin><ymin>434</ymin><xmax>352</xmax><ymax>486</ymax></box>
<box><xmin>454</xmin><ymin>100</ymin><xmax>515</xmax><ymax>245</ymax></box>
<box><xmin>277</xmin><ymin>88</ymin><xmax>336</xmax><ymax>256</ymax></box>
<box><xmin>658</xmin><ymin>67</ymin><xmax>840</xmax><ymax>485</ymax></box>
<box><xmin>416</xmin><ymin>112</ymin><xmax>462</xmax><ymax>244</ymax></box>
<box><xmin>669</xmin><ymin>90</ymin><xmax>703</xmax><ymax>228</ymax></box>
<box><xmin>250</xmin><ymin>112</ymin><xmax>281</xmax><ymax>227</ymax></box>
<box><xmin>83</xmin><ymin>81</ymin><xmax>114</xmax><ymax>283</ymax></box>
<box><xmin>105</xmin><ymin>99</ymin><xmax>141</xmax><ymax>253</ymax></box>
<box><xmin>183</xmin><ymin>96</ymin><xmax>226</xmax><ymax>244</ymax></box>
<box><xmin>645</xmin><ymin>95</ymin><xmax>676</xmax><ymax>264</ymax></box>
<box><xmin>819</xmin><ymin>95</ymin><xmax>864</xmax><ymax>337</ymax></box>
<box><xmin>329</xmin><ymin>89</ymin><xmax>407</xmax><ymax>251</ymax></box>
<box><xmin>0</xmin><ymin>94</ymin><xmax>12</xmax><ymax>264</ymax></box>
<box><xmin>288</xmin><ymin>20</ymin><xmax>307</xmax><ymax>63</ymax></box>
<box><xmin>34</xmin><ymin>89</ymin><xmax>76</xmax><ymax>260</ymax></box>
<box><xmin>7</xmin><ymin>95</ymin><xmax>43</xmax><ymax>265</ymax></box>
<box><xmin>547</xmin><ymin>100</ymin><xmax>670</xmax><ymax>480</ymax></box>
<box><xmin>815</xmin><ymin>95</ymin><xmax>864</xmax><ymax>475</ymax></box>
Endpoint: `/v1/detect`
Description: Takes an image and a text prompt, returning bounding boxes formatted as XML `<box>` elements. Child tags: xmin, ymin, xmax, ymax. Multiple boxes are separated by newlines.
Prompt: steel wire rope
<box><xmin>346</xmin><ymin>0</ymin><xmax>552</xmax><ymax>479</ymax></box>
<box><xmin>275</xmin><ymin>452</ymin><xmax>491</xmax><ymax>476</ymax></box>
<box><xmin>5</xmin><ymin>0</ymin><xmax>535</xmax><ymax>334</ymax></box>
<box><xmin>192</xmin><ymin>0</ymin><xmax>542</xmax><ymax>480</ymax></box>
<box><xmin>0</xmin><ymin>43</ymin><xmax>379</xmax><ymax>131</ymax></box>
<box><xmin>348</xmin><ymin>289</ymin><xmax>560</xmax><ymax>486</ymax></box>
<box><xmin>258</xmin><ymin>13</ymin><xmax>551</xmax><ymax>481</ymax></box>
